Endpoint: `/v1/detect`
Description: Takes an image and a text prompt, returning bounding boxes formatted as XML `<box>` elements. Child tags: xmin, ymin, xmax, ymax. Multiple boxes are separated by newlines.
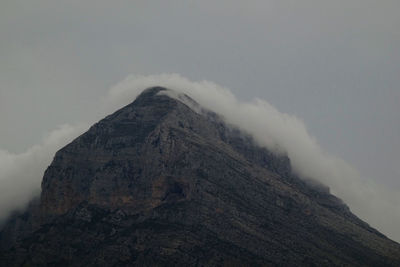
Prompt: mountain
<box><xmin>1</xmin><ymin>87</ymin><xmax>400</xmax><ymax>266</ymax></box>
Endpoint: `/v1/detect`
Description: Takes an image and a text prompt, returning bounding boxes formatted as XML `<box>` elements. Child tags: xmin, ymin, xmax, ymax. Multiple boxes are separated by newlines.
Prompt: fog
<box><xmin>1</xmin><ymin>0</ymin><xmax>399</xmax><ymax>242</ymax></box>
<box><xmin>108</xmin><ymin>74</ymin><xmax>400</xmax><ymax>241</ymax></box>
<box><xmin>0</xmin><ymin>124</ymin><xmax>87</xmax><ymax>223</ymax></box>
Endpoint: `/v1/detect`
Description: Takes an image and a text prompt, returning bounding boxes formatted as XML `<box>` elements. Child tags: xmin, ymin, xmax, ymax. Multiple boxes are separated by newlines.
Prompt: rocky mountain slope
<box><xmin>1</xmin><ymin>87</ymin><xmax>400</xmax><ymax>266</ymax></box>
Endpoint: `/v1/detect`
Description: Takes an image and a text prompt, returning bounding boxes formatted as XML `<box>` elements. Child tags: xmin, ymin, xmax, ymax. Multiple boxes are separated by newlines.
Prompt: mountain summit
<box><xmin>1</xmin><ymin>87</ymin><xmax>400</xmax><ymax>266</ymax></box>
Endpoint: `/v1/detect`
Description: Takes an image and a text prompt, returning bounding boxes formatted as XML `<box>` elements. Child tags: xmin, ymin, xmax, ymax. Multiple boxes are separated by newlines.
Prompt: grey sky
<box><xmin>1</xmin><ymin>0</ymin><xmax>399</xmax><ymax>233</ymax></box>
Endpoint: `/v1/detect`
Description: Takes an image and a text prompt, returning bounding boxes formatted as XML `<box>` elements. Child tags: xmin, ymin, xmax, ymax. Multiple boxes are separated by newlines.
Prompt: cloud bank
<box><xmin>1</xmin><ymin>73</ymin><xmax>399</xmax><ymax>242</ymax></box>
<box><xmin>0</xmin><ymin>124</ymin><xmax>88</xmax><ymax>223</ymax></box>
<box><xmin>108</xmin><ymin>74</ymin><xmax>400</xmax><ymax>242</ymax></box>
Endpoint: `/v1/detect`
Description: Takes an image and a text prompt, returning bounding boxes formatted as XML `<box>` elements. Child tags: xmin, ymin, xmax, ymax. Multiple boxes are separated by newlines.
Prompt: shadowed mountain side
<box><xmin>1</xmin><ymin>87</ymin><xmax>400</xmax><ymax>266</ymax></box>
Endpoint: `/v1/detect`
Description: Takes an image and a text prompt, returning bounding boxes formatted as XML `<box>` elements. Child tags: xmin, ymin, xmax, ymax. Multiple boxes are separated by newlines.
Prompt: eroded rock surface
<box><xmin>1</xmin><ymin>87</ymin><xmax>400</xmax><ymax>266</ymax></box>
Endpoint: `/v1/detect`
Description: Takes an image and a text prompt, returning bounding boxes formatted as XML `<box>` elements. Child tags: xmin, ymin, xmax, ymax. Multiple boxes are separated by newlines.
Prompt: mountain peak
<box><xmin>134</xmin><ymin>86</ymin><xmax>169</xmax><ymax>103</ymax></box>
<box><xmin>139</xmin><ymin>86</ymin><xmax>167</xmax><ymax>95</ymax></box>
<box><xmin>1</xmin><ymin>87</ymin><xmax>400</xmax><ymax>266</ymax></box>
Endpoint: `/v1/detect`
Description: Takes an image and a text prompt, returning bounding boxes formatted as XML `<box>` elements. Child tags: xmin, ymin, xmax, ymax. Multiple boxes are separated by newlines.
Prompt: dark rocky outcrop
<box><xmin>1</xmin><ymin>87</ymin><xmax>400</xmax><ymax>266</ymax></box>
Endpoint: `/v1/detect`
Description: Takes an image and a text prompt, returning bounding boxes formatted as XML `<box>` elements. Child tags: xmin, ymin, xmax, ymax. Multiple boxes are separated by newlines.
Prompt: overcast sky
<box><xmin>1</xmin><ymin>0</ymin><xmax>399</xmax><ymax>236</ymax></box>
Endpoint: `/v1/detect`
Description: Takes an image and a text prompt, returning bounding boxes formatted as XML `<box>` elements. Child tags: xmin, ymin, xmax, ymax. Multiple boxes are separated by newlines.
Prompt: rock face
<box><xmin>1</xmin><ymin>87</ymin><xmax>400</xmax><ymax>266</ymax></box>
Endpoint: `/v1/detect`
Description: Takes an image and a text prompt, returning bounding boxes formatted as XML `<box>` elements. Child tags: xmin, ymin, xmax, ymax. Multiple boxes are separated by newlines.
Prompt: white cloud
<box><xmin>0</xmin><ymin>124</ymin><xmax>87</xmax><ymax>223</ymax></box>
<box><xmin>106</xmin><ymin>73</ymin><xmax>400</xmax><ymax>242</ymax></box>
<box><xmin>1</xmin><ymin>73</ymin><xmax>399</xmax><ymax>243</ymax></box>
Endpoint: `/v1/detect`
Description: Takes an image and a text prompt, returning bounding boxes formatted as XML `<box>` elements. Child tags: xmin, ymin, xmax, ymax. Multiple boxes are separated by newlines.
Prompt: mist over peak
<box><xmin>1</xmin><ymin>74</ymin><xmax>400</xmax><ymax>243</ymax></box>
<box><xmin>105</xmin><ymin>73</ymin><xmax>400</xmax><ymax>242</ymax></box>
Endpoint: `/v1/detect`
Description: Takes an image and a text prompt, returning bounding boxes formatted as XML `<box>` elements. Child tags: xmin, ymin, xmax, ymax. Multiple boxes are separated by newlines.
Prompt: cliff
<box><xmin>1</xmin><ymin>87</ymin><xmax>399</xmax><ymax>266</ymax></box>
